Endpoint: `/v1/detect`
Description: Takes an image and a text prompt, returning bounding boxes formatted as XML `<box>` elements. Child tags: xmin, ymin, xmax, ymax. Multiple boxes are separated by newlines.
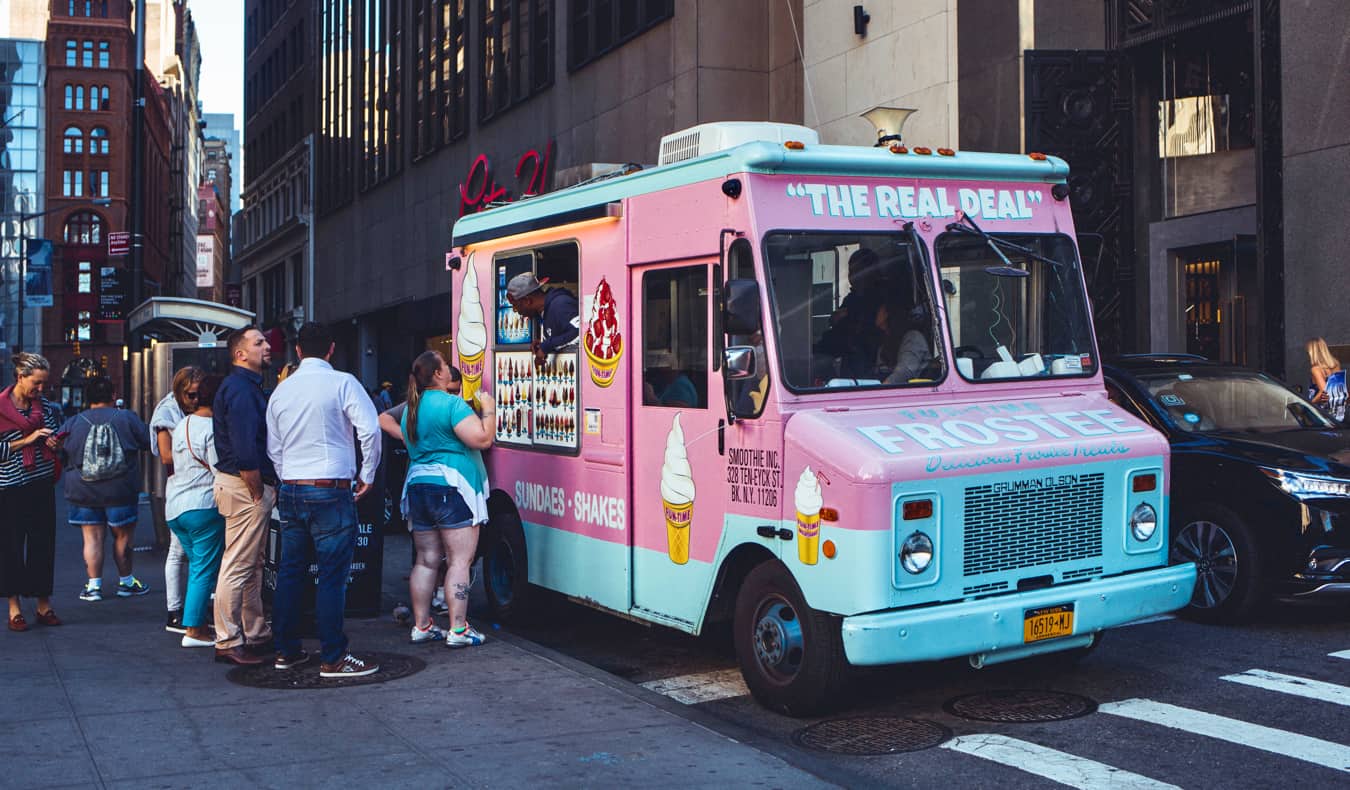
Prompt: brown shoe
<box><xmin>7</xmin><ymin>614</ymin><xmax>28</xmax><ymax>632</ymax></box>
<box><xmin>34</xmin><ymin>609</ymin><xmax>62</xmax><ymax>626</ymax></box>
<box><xmin>318</xmin><ymin>653</ymin><xmax>379</xmax><ymax>678</ymax></box>
<box><xmin>215</xmin><ymin>645</ymin><xmax>265</xmax><ymax>665</ymax></box>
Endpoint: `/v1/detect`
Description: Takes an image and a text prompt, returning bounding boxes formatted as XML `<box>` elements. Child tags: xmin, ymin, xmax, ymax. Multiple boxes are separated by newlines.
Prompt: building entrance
<box><xmin>1181</xmin><ymin>235</ymin><xmax>1257</xmax><ymax>365</ymax></box>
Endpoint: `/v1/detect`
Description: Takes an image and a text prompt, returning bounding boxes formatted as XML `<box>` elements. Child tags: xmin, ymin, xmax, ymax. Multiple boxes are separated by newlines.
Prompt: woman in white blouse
<box><xmin>165</xmin><ymin>374</ymin><xmax>225</xmax><ymax>648</ymax></box>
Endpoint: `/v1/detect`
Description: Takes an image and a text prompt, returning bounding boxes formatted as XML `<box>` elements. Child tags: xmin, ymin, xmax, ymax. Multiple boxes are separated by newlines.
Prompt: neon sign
<box><xmin>458</xmin><ymin>141</ymin><xmax>555</xmax><ymax>217</ymax></box>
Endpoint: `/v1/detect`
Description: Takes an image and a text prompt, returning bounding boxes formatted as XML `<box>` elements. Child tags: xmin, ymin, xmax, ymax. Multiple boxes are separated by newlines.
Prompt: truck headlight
<box><xmin>1129</xmin><ymin>503</ymin><xmax>1157</xmax><ymax>542</ymax></box>
<box><xmin>1260</xmin><ymin>467</ymin><xmax>1350</xmax><ymax>500</ymax></box>
<box><xmin>900</xmin><ymin>531</ymin><xmax>934</xmax><ymax>574</ymax></box>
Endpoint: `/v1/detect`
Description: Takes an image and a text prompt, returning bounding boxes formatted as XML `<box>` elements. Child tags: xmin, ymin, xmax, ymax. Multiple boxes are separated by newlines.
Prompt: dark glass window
<box><xmin>480</xmin><ymin>0</ymin><xmax>553</xmax><ymax>122</ymax></box>
<box><xmin>318</xmin><ymin>0</ymin><xmax>357</xmax><ymax>214</ymax></box>
<box><xmin>413</xmin><ymin>0</ymin><xmax>467</xmax><ymax>157</ymax></box>
<box><xmin>360</xmin><ymin>0</ymin><xmax>404</xmax><ymax>190</ymax></box>
<box><xmin>642</xmin><ymin>265</ymin><xmax>708</xmax><ymax>410</ymax></box>
<box><xmin>64</xmin><ymin>212</ymin><xmax>104</xmax><ymax>245</ymax></box>
<box><xmin>569</xmin><ymin>0</ymin><xmax>671</xmax><ymax>71</ymax></box>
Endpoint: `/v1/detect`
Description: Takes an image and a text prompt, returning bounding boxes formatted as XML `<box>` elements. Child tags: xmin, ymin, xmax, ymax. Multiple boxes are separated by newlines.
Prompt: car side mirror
<box><xmin>724</xmin><ymin>279</ymin><xmax>761</xmax><ymax>335</ymax></box>
<box><xmin>724</xmin><ymin>346</ymin><xmax>756</xmax><ymax>380</ymax></box>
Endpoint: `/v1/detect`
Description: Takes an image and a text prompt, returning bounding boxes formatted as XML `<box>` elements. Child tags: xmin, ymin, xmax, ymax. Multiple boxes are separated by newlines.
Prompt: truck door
<box><xmin>630</xmin><ymin>260</ymin><xmax>725</xmax><ymax>628</ymax></box>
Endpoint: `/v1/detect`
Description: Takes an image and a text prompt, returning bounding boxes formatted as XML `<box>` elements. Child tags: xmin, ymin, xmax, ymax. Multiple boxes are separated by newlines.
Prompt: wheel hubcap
<box><xmin>1172</xmin><ymin>520</ymin><xmax>1239</xmax><ymax>608</ymax></box>
<box><xmin>752</xmin><ymin>596</ymin><xmax>804</xmax><ymax>682</ymax></box>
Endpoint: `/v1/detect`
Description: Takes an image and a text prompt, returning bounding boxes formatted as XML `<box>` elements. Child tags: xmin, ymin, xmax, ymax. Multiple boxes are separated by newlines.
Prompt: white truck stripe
<box><xmin>1222</xmin><ymin>669</ymin><xmax>1350</xmax><ymax>708</ymax></box>
<box><xmin>1100</xmin><ymin>698</ymin><xmax>1350</xmax><ymax>773</ymax></box>
<box><xmin>941</xmin><ymin>733</ymin><xmax>1180</xmax><ymax>789</ymax></box>
<box><xmin>639</xmin><ymin>668</ymin><xmax>749</xmax><ymax>705</ymax></box>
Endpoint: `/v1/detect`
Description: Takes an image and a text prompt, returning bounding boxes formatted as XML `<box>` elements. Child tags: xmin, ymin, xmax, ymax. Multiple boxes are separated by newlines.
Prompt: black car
<box><xmin>1104</xmin><ymin>355</ymin><xmax>1350</xmax><ymax>623</ymax></box>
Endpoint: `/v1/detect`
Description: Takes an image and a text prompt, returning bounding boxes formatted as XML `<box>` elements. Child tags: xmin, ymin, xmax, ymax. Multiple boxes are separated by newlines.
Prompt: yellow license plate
<box><xmin>1023</xmin><ymin>604</ymin><xmax>1075</xmax><ymax>643</ymax></box>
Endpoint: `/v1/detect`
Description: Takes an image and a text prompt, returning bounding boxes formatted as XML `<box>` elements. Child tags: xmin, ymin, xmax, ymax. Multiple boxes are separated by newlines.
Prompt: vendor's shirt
<box><xmin>539</xmin><ymin>288</ymin><xmax>581</xmax><ymax>353</ymax></box>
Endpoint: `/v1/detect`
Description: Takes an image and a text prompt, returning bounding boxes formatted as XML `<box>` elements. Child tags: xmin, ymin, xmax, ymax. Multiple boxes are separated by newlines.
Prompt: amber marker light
<box><xmin>889</xmin><ymin>143</ymin><xmax>908</xmax><ymax>154</ymax></box>
<box><xmin>937</xmin><ymin>147</ymin><xmax>956</xmax><ymax>156</ymax></box>
<box><xmin>1133</xmin><ymin>474</ymin><xmax>1158</xmax><ymax>493</ymax></box>
<box><xmin>822</xmin><ymin>540</ymin><xmax>837</xmax><ymax>560</ymax></box>
<box><xmin>913</xmin><ymin>146</ymin><xmax>933</xmax><ymax>155</ymax></box>
<box><xmin>784</xmin><ymin>140</ymin><xmax>806</xmax><ymax>150</ymax></box>
<box><xmin>1029</xmin><ymin>151</ymin><xmax>1049</xmax><ymax>161</ymax></box>
<box><xmin>903</xmin><ymin>499</ymin><xmax>934</xmax><ymax>520</ymax></box>
<box><xmin>820</xmin><ymin>507</ymin><xmax>839</xmax><ymax>522</ymax></box>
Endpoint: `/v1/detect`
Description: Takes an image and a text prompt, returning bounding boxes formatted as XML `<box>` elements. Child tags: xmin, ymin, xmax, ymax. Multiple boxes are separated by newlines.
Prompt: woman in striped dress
<box><xmin>0</xmin><ymin>353</ymin><xmax>65</xmax><ymax>631</ymax></box>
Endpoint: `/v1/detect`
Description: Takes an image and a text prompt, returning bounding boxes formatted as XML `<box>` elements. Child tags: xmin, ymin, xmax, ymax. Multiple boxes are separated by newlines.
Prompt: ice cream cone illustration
<box><xmin>795</xmin><ymin>467</ymin><xmax>823</xmax><ymax>565</ymax></box>
<box><xmin>660</xmin><ymin>413</ymin><xmax>696</xmax><ymax>564</ymax></box>
<box><xmin>584</xmin><ymin>277</ymin><xmax>623</xmax><ymax>387</ymax></box>
<box><xmin>456</xmin><ymin>256</ymin><xmax>487</xmax><ymax>401</ymax></box>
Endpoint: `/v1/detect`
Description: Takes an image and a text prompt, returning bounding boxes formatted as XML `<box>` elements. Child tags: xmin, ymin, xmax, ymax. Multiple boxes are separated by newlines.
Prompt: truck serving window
<box><xmin>642</xmin><ymin>266</ymin><xmax>708</xmax><ymax>409</ymax></box>
<box><xmin>935</xmin><ymin>232</ymin><xmax>1096</xmax><ymax>382</ymax></box>
<box><xmin>762</xmin><ymin>231</ymin><xmax>943</xmax><ymax>392</ymax></box>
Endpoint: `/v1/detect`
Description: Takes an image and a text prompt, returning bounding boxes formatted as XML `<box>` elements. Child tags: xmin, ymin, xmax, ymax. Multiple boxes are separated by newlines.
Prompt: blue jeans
<box><xmin>166</xmin><ymin>508</ymin><xmax>225</xmax><ymax>628</ymax></box>
<box><xmin>273</xmin><ymin>484</ymin><xmax>357</xmax><ymax>664</ymax></box>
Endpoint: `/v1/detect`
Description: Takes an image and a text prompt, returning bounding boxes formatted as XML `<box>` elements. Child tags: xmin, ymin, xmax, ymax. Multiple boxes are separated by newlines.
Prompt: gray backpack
<box><xmin>79</xmin><ymin>414</ymin><xmax>129</xmax><ymax>482</ymax></box>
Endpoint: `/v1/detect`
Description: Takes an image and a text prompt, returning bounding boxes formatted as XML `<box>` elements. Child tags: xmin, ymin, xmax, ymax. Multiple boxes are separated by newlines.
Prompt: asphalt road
<box><xmin>494</xmin><ymin>590</ymin><xmax>1350</xmax><ymax>788</ymax></box>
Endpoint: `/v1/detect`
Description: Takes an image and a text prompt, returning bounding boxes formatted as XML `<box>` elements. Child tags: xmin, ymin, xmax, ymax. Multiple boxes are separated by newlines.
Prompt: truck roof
<box><xmin>451</xmin><ymin>142</ymin><xmax>1070</xmax><ymax>248</ymax></box>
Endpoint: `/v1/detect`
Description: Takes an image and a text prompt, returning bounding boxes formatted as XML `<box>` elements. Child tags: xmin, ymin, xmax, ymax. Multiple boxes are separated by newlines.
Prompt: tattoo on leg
<box><xmin>453</xmin><ymin>583</ymin><xmax>469</xmax><ymax>601</ymax></box>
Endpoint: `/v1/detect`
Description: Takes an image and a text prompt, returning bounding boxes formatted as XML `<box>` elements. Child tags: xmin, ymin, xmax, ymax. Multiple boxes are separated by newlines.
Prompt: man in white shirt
<box><xmin>266</xmin><ymin>322</ymin><xmax>382</xmax><ymax>679</ymax></box>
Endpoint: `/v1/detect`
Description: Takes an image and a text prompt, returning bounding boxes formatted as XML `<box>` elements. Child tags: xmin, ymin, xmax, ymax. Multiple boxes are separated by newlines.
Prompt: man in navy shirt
<box><xmin>211</xmin><ymin>326</ymin><xmax>275</xmax><ymax>665</ymax></box>
<box><xmin>506</xmin><ymin>272</ymin><xmax>579</xmax><ymax>367</ymax></box>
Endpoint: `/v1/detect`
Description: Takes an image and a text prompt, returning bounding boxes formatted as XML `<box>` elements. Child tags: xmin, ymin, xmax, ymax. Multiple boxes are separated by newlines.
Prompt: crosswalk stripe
<box><xmin>1332</xmin><ymin>650</ymin><xmax>1350</xmax><ymax>661</ymax></box>
<box><xmin>941</xmin><ymin>734</ymin><xmax>1180</xmax><ymax>789</ymax></box>
<box><xmin>1100</xmin><ymin>698</ymin><xmax>1350</xmax><ymax>773</ymax></box>
<box><xmin>1222</xmin><ymin>669</ymin><xmax>1350</xmax><ymax>708</ymax></box>
<box><xmin>639</xmin><ymin>668</ymin><xmax>748</xmax><ymax>705</ymax></box>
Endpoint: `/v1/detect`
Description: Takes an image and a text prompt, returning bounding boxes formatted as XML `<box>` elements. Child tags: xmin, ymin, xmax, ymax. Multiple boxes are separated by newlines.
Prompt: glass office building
<box><xmin>0</xmin><ymin>38</ymin><xmax>45</xmax><ymax>370</ymax></box>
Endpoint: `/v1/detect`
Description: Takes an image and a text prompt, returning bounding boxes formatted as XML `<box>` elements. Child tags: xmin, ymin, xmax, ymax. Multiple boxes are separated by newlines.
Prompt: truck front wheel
<box><xmin>733</xmin><ymin>560</ymin><xmax>850</xmax><ymax>717</ymax></box>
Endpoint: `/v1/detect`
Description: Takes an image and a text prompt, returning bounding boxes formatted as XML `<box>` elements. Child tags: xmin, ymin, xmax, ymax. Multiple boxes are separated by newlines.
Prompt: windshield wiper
<box><xmin>945</xmin><ymin>214</ymin><xmax>1065</xmax><ymax>274</ymax></box>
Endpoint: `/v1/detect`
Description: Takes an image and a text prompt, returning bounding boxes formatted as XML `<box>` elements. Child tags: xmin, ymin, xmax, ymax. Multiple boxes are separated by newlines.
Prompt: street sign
<box><xmin>108</xmin><ymin>231</ymin><xmax>131</xmax><ymax>257</ymax></box>
<box><xmin>98</xmin><ymin>266</ymin><xmax>125</xmax><ymax>321</ymax></box>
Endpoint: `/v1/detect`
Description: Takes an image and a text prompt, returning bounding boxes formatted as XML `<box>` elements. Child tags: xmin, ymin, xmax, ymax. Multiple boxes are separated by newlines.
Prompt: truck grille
<box><xmin>962</xmin><ymin>473</ymin><xmax>1104</xmax><ymax>577</ymax></box>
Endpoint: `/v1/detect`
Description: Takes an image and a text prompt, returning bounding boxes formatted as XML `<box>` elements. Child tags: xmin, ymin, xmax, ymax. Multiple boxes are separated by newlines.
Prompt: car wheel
<box><xmin>1170</xmin><ymin>504</ymin><xmax>1265</xmax><ymax>624</ymax></box>
<box><xmin>733</xmin><ymin>561</ymin><xmax>850</xmax><ymax>717</ymax></box>
<box><xmin>481</xmin><ymin>505</ymin><xmax>537</xmax><ymax>623</ymax></box>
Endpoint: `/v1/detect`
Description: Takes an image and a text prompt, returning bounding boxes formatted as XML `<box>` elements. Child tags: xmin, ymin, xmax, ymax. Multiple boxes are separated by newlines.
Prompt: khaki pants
<box><xmin>213</xmin><ymin>474</ymin><xmax>275</xmax><ymax>649</ymax></box>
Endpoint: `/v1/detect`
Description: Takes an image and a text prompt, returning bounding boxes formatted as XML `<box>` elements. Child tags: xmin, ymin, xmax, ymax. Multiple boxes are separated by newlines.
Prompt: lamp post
<box><xmin>14</xmin><ymin>196</ymin><xmax>113</xmax><ymax>353</ymax></box>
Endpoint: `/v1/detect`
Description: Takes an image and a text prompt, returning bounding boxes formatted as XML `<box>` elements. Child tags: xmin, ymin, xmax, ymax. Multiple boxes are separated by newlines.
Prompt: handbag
<box><xmin>183</xmin><ymin>416</ymin><xmax>211</xmax><ymax>471</ymax></box>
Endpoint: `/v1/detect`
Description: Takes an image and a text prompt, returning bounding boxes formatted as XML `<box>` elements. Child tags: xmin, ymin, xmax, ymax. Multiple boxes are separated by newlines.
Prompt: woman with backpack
<box><xmin>57</xmin><ymin>376</ymin><xmax>152</xmax><ymax>602</ymax></box>
<box><xmin>1</xmin><ymin>353</ymin><xmax>65</xmax><ymax>632</ymax></box>
<box><xmin>165</xmin><ymin>374</ymin><xmax>225</xmax><ymax>647</ymax></box>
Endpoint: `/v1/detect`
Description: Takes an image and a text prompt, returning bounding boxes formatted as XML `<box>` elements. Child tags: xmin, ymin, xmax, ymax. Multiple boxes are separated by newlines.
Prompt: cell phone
<box><xmin>54</xmin><ymin>430</ymin><xmax>70</xmax><ymax>441</ymax></box>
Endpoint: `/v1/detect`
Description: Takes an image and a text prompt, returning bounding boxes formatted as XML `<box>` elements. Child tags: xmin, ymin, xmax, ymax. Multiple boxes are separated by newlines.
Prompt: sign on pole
<box><xmin>108</xmin><ymin>231</ymin><xmax>131</xmax><ymax>257</ymax></box>
<box><xmin>23</xmin><ymin>238</ymin><xmax>53</xmax><ymax>307</ymax></box>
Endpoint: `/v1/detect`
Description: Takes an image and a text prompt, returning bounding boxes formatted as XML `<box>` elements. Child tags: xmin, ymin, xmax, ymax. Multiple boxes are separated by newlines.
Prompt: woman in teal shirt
<box><xmin>401</xmin><ymin>351</ymin><xmax>497</xmax><ymax>647</ymax></box>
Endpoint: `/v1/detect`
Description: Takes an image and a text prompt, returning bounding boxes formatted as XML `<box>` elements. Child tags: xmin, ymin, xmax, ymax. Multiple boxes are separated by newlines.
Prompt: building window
<box><xmin>360</xmin><ymin>0</ymin><xmax>404</xmax><ymax>190</ymax></box>
<box><xmin>90</xmin><ymin>127</ymin><xmax>109</xmax><ymax>154</ymax></box>
<box><xmin>98</xmin><ymin>41</ymin><xmax>110</xmax><ymax>69</ymax></box>
<box><xmin>82</xmin><ymin>41</ymin><xmax>93</xmax><ymax>67</ymax></box>
<box><xmin>319</xmin><ymin>0</ymin><xmax>357</xmax><ymax>214</ymax></box>
<box><xmin>93</xmin><ymin>85</ymin><xmax>109</xmax><ymax>110</ymax></box>
<box><xmin>64</xmin><ymin>212</ymin><xmax>104</xmax><ymax>245</ymax></box>
<box><xmin>75</xmin><ymin>310</ymin><xmax>93</xmax><ymax>341</ymax></box>
<box><xmin>88</xmin><ymin>170</ymin><xmax>109</xmax><ymax>197</ymax></box>
<box><xmin>63</xmin><ymin>127</ymin><xmax>83</xmax><ymax>154</ymax></box>
<box><xmin>65</xmin><ymin>84</ymin><xmax>86</xmax><ymax>110</ymax></box>
<box><xmin>480</xmin><ymin>0</ymin><xmax>553</xmax><ymax>122</ymax></box>
<box><xmin>412</xmin><ymin>0</ymin><xmax>467</xmax><ymax>157</ymax></box>
<box><xmin>66</xmin><ymin>40</ymin><xmax>77</xmax><ymax>67</ymax></box>
<box><xmin>569</xmin><ymin>0</ymin><xmax>671</xmax><ymax>70</ymax></box>
<box><xmin>63</xmin><ymin>171</ymin><xmax>83</xmax><ymax>196</ymax></box>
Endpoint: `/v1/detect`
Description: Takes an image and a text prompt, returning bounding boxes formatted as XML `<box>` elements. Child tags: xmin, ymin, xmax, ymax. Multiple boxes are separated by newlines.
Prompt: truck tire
<box><xmin>1170</xmin><ymin>502</ymin><xmax>1266</xmax><ymax>624</ymax></box>
<box><xmin>481</xmin><ymin>505</ymin><xmax>537</xmax><ymax>623</ymax></box>
<box><xmin>733</xmin><ymin>560</ymin><xmax>850</xmax><ymax>717</ymax></box>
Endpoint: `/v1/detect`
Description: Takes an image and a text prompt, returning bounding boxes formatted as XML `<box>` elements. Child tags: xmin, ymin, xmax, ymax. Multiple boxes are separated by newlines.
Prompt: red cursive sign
<box><xmin>459</xmin><ymin>141</ymin><xmax>555</xmax><ymax>217</ymax></box>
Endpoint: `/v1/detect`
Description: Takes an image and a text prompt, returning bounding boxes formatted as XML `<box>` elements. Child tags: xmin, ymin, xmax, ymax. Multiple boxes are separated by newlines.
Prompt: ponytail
<box><xmin>405</xmin><ymin>350</ymin><xmax>445</xmax><ymax>445</ymax></box>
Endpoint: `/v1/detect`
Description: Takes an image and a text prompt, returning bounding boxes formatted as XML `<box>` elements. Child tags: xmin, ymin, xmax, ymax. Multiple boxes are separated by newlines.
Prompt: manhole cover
<box><xmin>225</xmin><ymin>651</ymin><xmax>426</xmax><ymax>690</ymax></box>
<box><xmin>792</xmin><ymin>716</ymin><xmax>951</xmax><ymax>756</ymax></box>
<box><xmin>944</xmin><ymin>689</ymin><xmax>1097</xmax><ymax>723</ymax></box>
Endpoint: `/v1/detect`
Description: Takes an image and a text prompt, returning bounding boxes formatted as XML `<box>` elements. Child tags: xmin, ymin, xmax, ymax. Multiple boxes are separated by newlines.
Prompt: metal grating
<box><xmin>658</xmin><ymin>130</ymin><xmax>703</xmax><ymax>165</ymax></box>
<box><xmin>945</xmin><ymin>690</ymin><xmax>1098</xmax><ymax>723</ymax></box>
<box><xmin>963</xmin><ymin>581</ymin><xmax>1008</xmax><ymax>596</ymax></box>
<box><xmin>792</xmin><ymin>716</ymin><xmax>951</xmax><ymax>755</ymax></box>
<box><xmin>1062</xmin><ymin>565</ymin><xmax>1103</xmax><ymax>581</ymax></box>
<box><xmin>225</xmin><ymin>651</ymin><xmax>426</xmax><ymax>690</ymax></box>
<box><xmin>963</xmin><ymin>473</ymin><xmax>1104</xmax><ymax>576</ymax></box>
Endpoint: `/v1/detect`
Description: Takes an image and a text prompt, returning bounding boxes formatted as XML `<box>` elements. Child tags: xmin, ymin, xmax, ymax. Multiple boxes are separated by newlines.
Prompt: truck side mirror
<box><xmin>724</xmin><ymin>346</ymin><xmax>756</xmax><ymax>380</ymax></box>
<box><xmin>724</xmin><ymin>279</ymin><xmax>761</xmax><ymax>335</ymax></box>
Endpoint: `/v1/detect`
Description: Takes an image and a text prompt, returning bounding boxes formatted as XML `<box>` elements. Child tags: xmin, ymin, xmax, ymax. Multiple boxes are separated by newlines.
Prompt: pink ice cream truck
<box><xmin>449</xmin><ymin>122</ymin><xmax>1197</xmax><ymax>716</ymax></box>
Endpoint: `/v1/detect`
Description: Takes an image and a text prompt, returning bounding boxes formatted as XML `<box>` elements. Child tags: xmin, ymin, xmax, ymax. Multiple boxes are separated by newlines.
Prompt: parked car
<box><xmin>1104</xmin><ymin>355</ymin><xmax>1350</xmax><ymax>622</ymax></box>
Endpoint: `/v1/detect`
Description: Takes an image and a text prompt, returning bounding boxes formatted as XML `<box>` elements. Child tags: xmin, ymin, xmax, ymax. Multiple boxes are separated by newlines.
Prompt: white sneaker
<box><xmin>319</xmin><ymin>653</ymin><xmax>380</xmax><ymax>678</ymax></box>
<box><xmin>181</xmin><ymin>634</ymin><xmax>215</xmax><ymax>648</ymax></box>
<box><xmin>409</xmin><ymin>623</ymin><xmax>446</xmax><ymax>644</ymax></box>
<box><xmin>445</xmin><ymin>624</ymin><xmax>486</xmax><ymax>648</ymax></box>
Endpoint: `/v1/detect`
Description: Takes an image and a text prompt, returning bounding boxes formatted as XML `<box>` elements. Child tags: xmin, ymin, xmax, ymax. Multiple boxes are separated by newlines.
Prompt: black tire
<box><xmin>733</xmin><ymin>560</ymin><xmax>851</xmax><ymax>717</ymax></box>
<box><xmin>1170</xmin><ymin>503</ymin><xmax>1266</xmax><ymax>624</ymax></box>
<box><xmin>481</xmin><ymin>502</ymin><xmax>537</xmax><ymax>623</ymax></box>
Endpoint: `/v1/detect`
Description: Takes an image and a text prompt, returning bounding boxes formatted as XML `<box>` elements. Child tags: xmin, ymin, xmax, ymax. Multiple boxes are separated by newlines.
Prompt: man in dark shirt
<box><xmin>211</xmin><ymin>326</ymin><xmax>275</xmax><ymax>665</ymax></box>
<box><xmin>506</xmin><ymin>272</ymin><xmax>579</xmax><ymax>367</ymax></box>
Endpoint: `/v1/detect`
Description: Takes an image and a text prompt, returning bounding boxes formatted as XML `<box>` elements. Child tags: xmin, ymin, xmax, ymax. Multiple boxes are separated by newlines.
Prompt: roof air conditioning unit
<box><xmin>657</xmin><ymin>122</ymin><xmax>820</xmax><ymax>166</ymax></box>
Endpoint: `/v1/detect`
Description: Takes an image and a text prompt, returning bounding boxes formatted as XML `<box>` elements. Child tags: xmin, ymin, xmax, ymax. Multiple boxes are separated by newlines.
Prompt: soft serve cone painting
<box><xmin>660</xmin><ymin>413</ymin><xmax>695</xmax><ymax>564</ymax></box>
<box><xmin>456</xmin><ymin>255</ymin><xmax>487</xmax><ymax>401</ymax></box>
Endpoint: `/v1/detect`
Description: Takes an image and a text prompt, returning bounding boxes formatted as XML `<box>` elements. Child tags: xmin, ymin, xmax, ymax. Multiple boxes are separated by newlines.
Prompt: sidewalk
<box><xmin>1</xmin><ymin>492</ymin><xmax>833</xmax><ymax>789</ymax></box>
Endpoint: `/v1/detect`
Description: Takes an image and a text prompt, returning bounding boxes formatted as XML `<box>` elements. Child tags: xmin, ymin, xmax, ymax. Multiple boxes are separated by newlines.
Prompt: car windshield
<box><xmin>935</xmin><ymin>232</ymin><xmax>1096</xmax><ymax>381</ymax></box>
<box><xmin>1139</xmin><ymin>370</ymin><xmax>1333</xmax><ymax>432</ymax></box>
<box><xmin>762</xmin><ymin>231</ymin><xmax>944</xmax><ymax>391</ymax></box>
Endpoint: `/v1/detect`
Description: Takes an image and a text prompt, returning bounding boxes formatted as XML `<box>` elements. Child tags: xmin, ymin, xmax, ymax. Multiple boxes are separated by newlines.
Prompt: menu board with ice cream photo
<box><xmin>494</xmin><ymin>352</ymin><xmax>535</xmax><ymax>444</ymax></box>
<box><xmin>495</xmin><ymin>254</ymin><xmax>534</xmax><ymax>345</ymax></box>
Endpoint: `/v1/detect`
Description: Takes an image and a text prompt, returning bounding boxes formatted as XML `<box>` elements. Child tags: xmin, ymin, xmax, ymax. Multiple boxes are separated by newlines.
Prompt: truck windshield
<box><xmin>935</xmin><ymin>232</ymin><xmax>1096</xmax><ymax>381</ymax></box>
<box><xmin>763</xmin><ymin>231</ymin><xmax>944</xmax><ymax>391</ymax></box>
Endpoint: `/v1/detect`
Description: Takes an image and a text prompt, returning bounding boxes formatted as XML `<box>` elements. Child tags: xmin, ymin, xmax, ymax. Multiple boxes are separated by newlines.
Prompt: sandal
<box><xmin>35</xmin><ymin>609</ymin><xmax>62</xmax><ymax>626</ymax></box>
<box><xmin>8</xmin><ymin>613</ymin><xmax>28</xmax><ymax>632</ymax></box>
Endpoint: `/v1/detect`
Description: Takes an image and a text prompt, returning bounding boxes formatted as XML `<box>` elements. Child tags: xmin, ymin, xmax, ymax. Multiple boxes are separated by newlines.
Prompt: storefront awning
<box><xmin>127</xmin><ymin>297</ymin><xmax>255</xmax><ymax>346</ymax></box>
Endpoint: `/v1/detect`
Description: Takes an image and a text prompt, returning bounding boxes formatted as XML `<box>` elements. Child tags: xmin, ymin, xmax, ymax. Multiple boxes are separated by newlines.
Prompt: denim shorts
<box><xmin>69</xmin><ymin>503</ymin><xmax>138</xmax><ymax>528</ymax></box>
<box><xmin>406</xmin><ymin>483</ymin><xmax>474</xmax><ymax>531</ymax></box>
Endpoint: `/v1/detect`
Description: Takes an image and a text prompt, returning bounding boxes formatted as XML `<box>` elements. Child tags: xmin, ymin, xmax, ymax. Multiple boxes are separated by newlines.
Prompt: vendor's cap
<box><xmin>381</xmin><ymin>381</ymin><xmax>392</xmax><ymax>388</ymax></box>
<box><xmin>506</xmin><ymin>272</ymin><xmax>547</xmax><ymax>300</ymax></box>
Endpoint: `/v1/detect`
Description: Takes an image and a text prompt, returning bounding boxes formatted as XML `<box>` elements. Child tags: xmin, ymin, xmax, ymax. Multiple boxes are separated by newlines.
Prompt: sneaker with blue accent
<box><xmin>117</xmin><ymin>577</ymin><xmax>151</xmax><ymax>597</ymax></box>
<box><xmin>409</xmin><ymin>623</ymin><xmax>447</xmax><ymax>644</ymax></box>
<box><xmin>445</xmin><ymin>623</ymin><xmax>486</xmax><ymax>648</ymax></box>
<box><xmin>79</xmin><ymin>583</ymin><xmax>102</xmax><ymax>602</ymax></box>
